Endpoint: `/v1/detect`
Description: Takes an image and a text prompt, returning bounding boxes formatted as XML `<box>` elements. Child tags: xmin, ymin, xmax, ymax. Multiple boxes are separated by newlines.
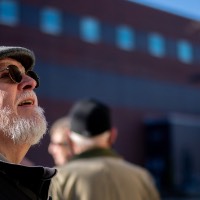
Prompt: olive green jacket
<box><xmin>49</xmin><ymin>148</ymin><xmax>160</xmax><ymax>200</ymax></box>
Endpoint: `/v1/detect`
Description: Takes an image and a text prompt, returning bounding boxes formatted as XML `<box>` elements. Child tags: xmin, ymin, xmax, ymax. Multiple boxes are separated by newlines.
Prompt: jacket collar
<box><xmin>70</xmin><ymin>147</ymin><xmax>121</xmax><ymax>161</ymax></box>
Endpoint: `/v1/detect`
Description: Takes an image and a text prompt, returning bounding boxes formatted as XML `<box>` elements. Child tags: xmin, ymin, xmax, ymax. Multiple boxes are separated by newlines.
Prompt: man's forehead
<box><xmin>0</xmin><ymin>58</ymin><xmax>24</xmax><ymax>67</ymax></box>
<box><xmin>0</xmin><ymin>58</ymin><xmax>25</xmax><ymax>73</ymax></box>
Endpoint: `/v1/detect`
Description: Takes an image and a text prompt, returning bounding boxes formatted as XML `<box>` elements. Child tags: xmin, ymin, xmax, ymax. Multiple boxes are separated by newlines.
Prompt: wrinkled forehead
<box><xmin>0</xmin><ymin>58</ymin><xmax>25</xmax><ymax>71</ymax></box>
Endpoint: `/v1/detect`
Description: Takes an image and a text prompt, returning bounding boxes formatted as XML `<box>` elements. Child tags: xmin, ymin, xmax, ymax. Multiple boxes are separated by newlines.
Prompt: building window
<box><xmin>0</xmin><ymin>0</ymin><xmax>18</xmax><ymax>26</ymax></box>
<box><xmin>148</xmin><ymin>33</ymin><xmax>165</xmax><ymax>57</ymax></box>
<box><xmin>40</xmin><ymin>7</ymin><xmax>62</xmax><ymax>35</ymax></box>
<box><xmin>116</xmin><ymin>25</ymin><xmax>135</xmax><ymax>51</ymax></box>
<box><xmin>177</xmin><ymin>40</ymin><xmax>193</xmax><ymax>63</ymax></box>
<box><xmin>80</xmin><ymin>17</ymin><xmax>100</xmax><ymax>43</ymax></box>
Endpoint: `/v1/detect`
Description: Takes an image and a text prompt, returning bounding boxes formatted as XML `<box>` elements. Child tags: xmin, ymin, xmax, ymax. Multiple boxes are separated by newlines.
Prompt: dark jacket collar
<box><xmin>0</xmin><ymin>159</ymin><xmax>56</xmax><ymax>180</ymax></box>
<box><xmin>0</xmin><ymin>159</ymin><xmax>56</xmax><ymax>199</ymax></box>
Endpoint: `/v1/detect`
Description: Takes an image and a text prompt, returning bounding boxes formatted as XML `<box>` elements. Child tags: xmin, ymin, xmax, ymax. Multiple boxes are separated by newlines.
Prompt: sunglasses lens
<box><xmin>7</xmin><ymin>65</ymin><xmax>39</xmax><ymax>88</ymax></box>
<box><xmin>8</xmin><ymin>65</ymin><xmax>22</xmax><ymax>83</ymax></box>
<box><xmin>27</xmin><ymin>71</ymin><xmax>40</xmax><ymax>88</ymax></box>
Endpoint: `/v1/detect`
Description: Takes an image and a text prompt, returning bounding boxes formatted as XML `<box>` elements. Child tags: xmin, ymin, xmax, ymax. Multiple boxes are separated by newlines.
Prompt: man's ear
<box><xmin>66</xmin><ymin>131</ymin><xmax>75</xmax><ymax>156</ymax></box>
<box><xmin>108</xmin><ymin>127</ymin><xmax>118</xmax><ymax>146</ymax></box>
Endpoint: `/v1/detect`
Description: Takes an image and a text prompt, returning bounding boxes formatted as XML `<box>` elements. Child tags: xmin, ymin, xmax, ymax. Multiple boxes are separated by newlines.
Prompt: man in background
<box><xmin>48</xmin><ymin>116</ymin><xmax>72</xmax><ymax>166</ymax></box>
<box><xmin>50</xmin><ymin>98</ymin><xmax>160</xmax><ymax>200</ymax></box>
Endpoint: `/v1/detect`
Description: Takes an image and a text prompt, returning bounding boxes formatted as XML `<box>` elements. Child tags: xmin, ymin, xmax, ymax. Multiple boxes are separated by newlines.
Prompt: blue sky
<box><xmin>127</xmin><ymin>0</ymin><xmax>200</xmax><ymax>21</ymax></box>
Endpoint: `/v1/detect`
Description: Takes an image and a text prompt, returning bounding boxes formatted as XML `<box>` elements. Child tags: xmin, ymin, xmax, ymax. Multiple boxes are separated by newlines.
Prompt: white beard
<box><xmin>0</xmin><ymin>106</ymin><xmax>47</xmax><ymax>145</ymax></box>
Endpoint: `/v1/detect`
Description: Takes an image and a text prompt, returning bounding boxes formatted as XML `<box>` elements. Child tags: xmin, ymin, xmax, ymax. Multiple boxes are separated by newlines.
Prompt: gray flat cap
<box><xmin>0</xmin><ymin>46</ymin><xmax>35</xmax><ymax>70</ymax></box>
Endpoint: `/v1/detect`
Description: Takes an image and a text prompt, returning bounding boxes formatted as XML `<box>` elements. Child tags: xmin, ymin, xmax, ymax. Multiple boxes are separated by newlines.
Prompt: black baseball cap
<box><xmin>68</xmin><ymin>98</ymin><xmax>111</xmax><ymax>137</ymax></box>
<box><xmin>0</xmin><ymin>46</ymin><xmax>35</xmax><ymax>71</ymax></box>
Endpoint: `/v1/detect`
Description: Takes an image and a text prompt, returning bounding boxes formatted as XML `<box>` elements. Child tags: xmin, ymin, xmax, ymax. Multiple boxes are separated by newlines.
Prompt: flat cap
<box><xmin>0</xmin><ymin>46</ymin><xmax>35</xmax><ymax>71</ymax></box>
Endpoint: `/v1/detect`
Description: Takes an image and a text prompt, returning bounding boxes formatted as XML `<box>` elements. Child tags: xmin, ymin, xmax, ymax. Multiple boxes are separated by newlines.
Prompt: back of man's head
<box><xmin>67</xmin><ymin>98</ymin><xmax>115</xmax><ymax>151</ymax></box>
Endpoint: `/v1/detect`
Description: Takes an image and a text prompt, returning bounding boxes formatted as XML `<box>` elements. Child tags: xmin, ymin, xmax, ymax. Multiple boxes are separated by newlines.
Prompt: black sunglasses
<box><xmin>0</xmin><ymin>65</ymin><xmax>40</xmax><ymax>88</ymax></box>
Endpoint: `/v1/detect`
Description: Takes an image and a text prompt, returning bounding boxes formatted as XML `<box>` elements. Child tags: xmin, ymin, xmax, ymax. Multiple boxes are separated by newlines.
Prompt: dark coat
<box><xmin>0</xmin><ymin>160</ymin><xmax>56</xmax><ymax>200</ymax></box>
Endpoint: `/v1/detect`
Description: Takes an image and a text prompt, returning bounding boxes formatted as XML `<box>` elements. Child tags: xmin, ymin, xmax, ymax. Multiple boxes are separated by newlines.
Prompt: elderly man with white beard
<box><xmin>0</xmin><ymin>46</ymin><xmax>56</xmax><ymax>200</ymax></box>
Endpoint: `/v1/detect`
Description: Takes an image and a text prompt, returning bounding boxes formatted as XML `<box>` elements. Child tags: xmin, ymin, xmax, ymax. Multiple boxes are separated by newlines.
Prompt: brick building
<box><xmin>1</xmin><ymin>0</ymin><xmax>200</xmax><ymax>196</ymax></box>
